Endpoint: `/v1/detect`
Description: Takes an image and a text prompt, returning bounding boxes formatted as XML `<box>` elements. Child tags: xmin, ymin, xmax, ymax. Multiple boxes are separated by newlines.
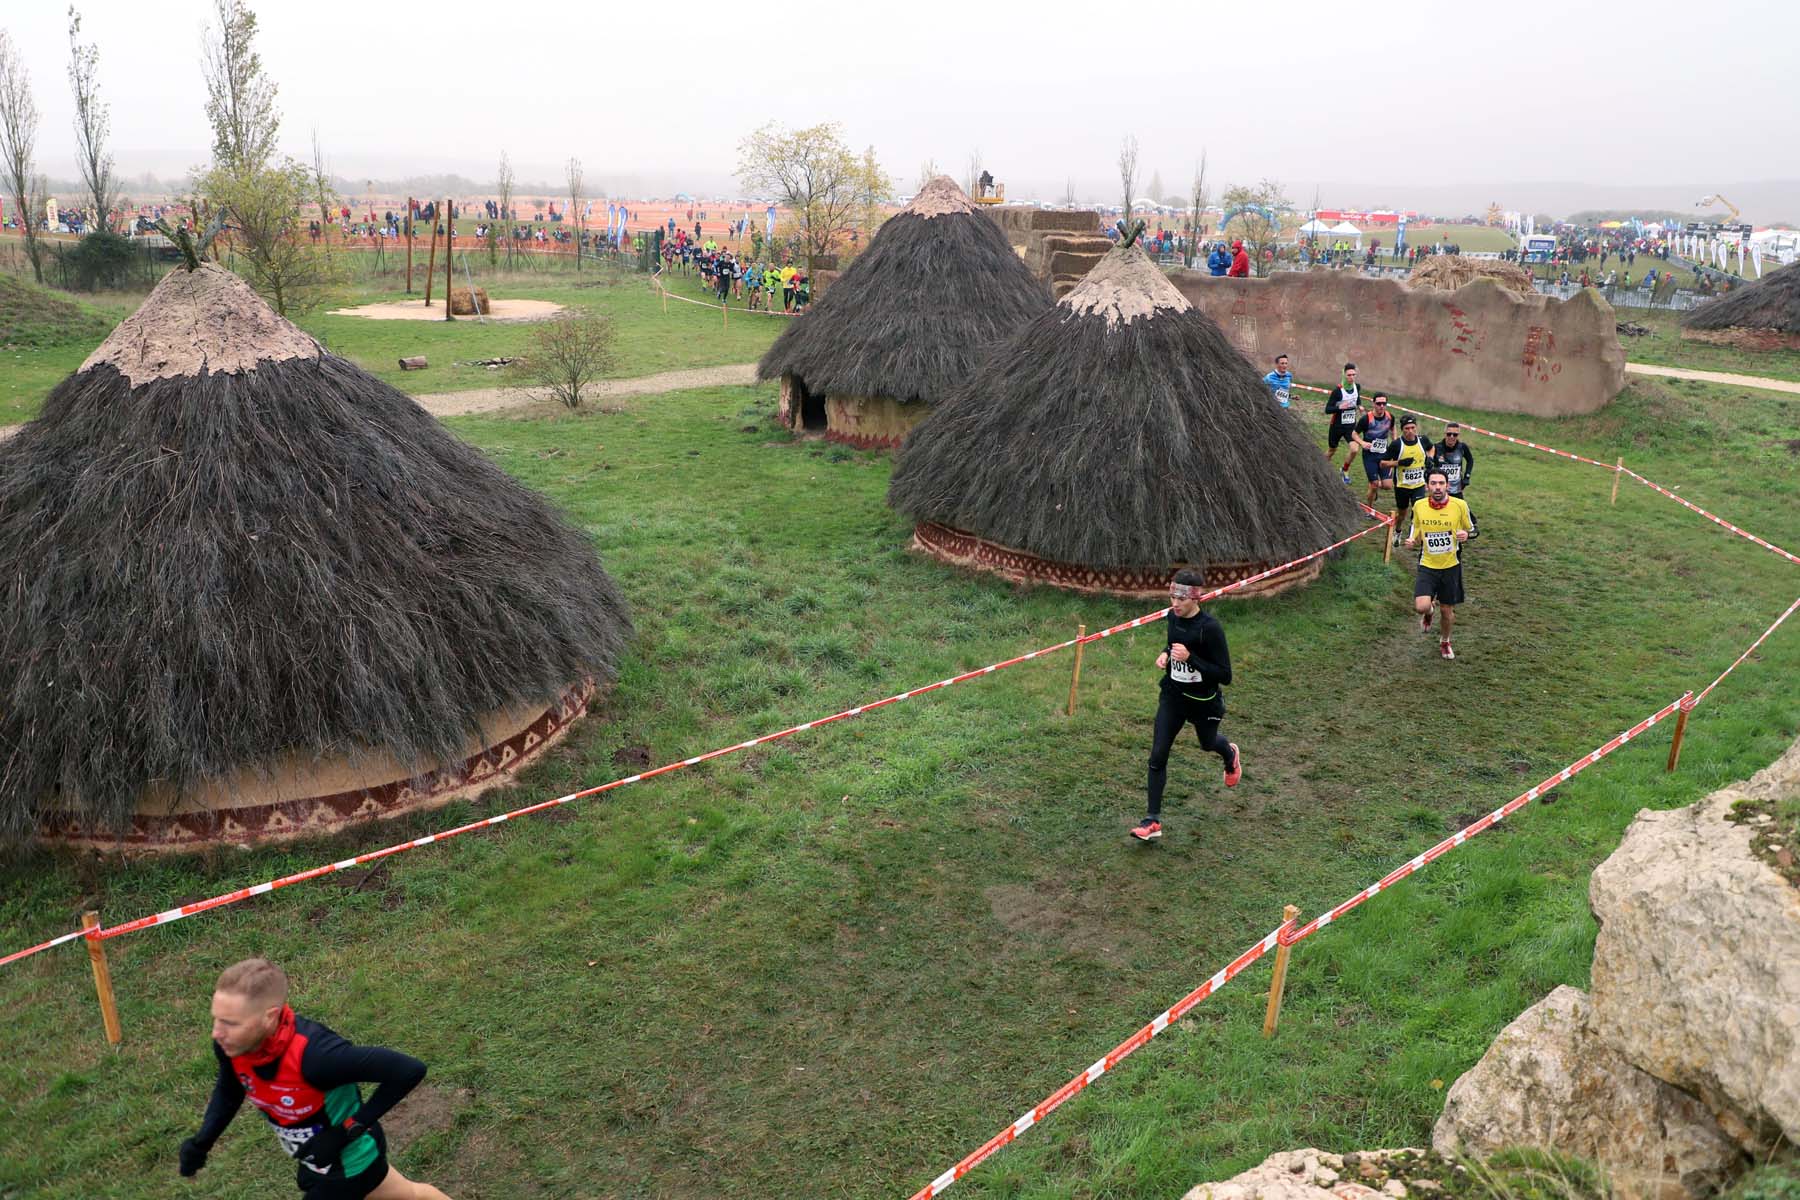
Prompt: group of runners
<box><xmin>1133</xmin><ymin>355</ymin><xmax>1482</xmax><ymax>842</ymax></box>
<box><xmin>661</xmin><ymin>236</ymin><xmax>810</xmax><ymax>312</ymax></box>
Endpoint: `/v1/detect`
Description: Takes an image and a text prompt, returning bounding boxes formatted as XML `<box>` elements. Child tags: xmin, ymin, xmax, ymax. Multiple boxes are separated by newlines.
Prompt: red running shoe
<box><xmin>1130</xmin><ymin>818</ymin><xmax>1162</xmax><ymax>841</ymax></box>
<box><xmin>1224</xmin><ymin>743</ymin><xmax>1242</xmax><ymax>787</ymax></box>
<box><xmin>1440</xmin><ymin>640</ymin><xmax>1455</xmax><ymax>660</ymax></box>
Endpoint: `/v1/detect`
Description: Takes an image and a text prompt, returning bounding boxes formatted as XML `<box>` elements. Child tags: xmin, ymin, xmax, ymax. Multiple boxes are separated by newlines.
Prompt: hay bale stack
<box><xmin>450</xmin><ymin>286</ymin><xmax>490</xmax><ymax>315</ymax></box>
<box><xmin>889</xmin><ymin>242</ymin><xmax>1363</xmax><ymax>598</ymax></box>
<box><xmin>1681</xmin><ymin>262</ymin><xmax>1800</xmax><ymax>350</ymax></box>
<box><xmin>0</xmin><ymin>263</ymin><xmax>632</xmax><ymax>848</ymax></box>
<box><xmin>1406</xmin><ymin>254</ymin><xmax>1537</xmax><ymax>297</ymax></box>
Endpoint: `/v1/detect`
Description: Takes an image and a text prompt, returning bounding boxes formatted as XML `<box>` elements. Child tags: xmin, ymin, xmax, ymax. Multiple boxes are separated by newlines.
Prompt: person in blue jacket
<box><xmin>1262</xmin><ymin>353</ymin><xmax>1294</xmax><ymax>408</ymax></box>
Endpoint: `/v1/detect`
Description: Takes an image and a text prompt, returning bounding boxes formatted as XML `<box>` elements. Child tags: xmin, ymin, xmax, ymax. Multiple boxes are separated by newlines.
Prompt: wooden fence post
<box><xmin>82</xmin><ymin>912</ymin><xmax>123</xmax><ymax>1047</ymax></box>
<box><xmin>1611</xmin><ymin>457</ymin><xmax>1623</xmax><ymax>505</ymax></box>
<box><xmin>1383</xmin><ymin>509</ymin><xmax>1395</xmax><ymax>562</ymax></box>
<box><xmin>1262</xmin><ymin>904</ymin><xmax>1300</xmax><ymax>1038</ymax></box>
<box><xmin>1666</xmin><ymin>692</ymin><xmax>1694</xmax><ymax>772</ymax></box>
<box><xmin>443</xmin><ymin>198</ymin><xmax>454</xmax><ymax>322</ymax></box>
<box><xmin>1065</xmin><ymin>624</ymin><xmax>1088</xmax><ymax>717</ymax></box>
<box><xmin>423</xmin><ymin>211</ymin><xmax>438</xmax><ymax>306</ymax></box>
<box><xmin>404</xmin><ymin>198</ymin><xmax>413</xmax><ymax>294</ymax></box>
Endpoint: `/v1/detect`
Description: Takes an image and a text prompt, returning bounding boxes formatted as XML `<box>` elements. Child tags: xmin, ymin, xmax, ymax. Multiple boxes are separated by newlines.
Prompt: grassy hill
<box><xmin>1</xmin><ymin>354</ymin><xmax>1795</xmax><ymax>1198</ymax></box>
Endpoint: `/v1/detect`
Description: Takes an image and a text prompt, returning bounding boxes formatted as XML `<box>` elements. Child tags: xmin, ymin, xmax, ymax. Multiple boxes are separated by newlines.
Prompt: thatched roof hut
<box><xmin>1680</xmin><ymin>262</ymin><xmax>1800</xmax><ymax>350</ymax></box>
<box><xmin>756</xmin><ymin>175</ymin><xmax>1052</xmax><ymax>448</ymax></box>
<box><xmin>0</xmin><ymin>264</ymin><xmax>631</xmax><ymax>849</ymax></box>
<box><xmin>888</xmin><ymin>242</ymin><xmax>1364</xmax><ymax>598</ymax></box>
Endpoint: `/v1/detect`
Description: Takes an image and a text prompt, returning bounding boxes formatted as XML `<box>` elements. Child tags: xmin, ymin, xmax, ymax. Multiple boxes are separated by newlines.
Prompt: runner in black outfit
<box><xmin>180</xmin><ymin>958</ymin><xmax>454</xmax><ymax>1200</ymax></box>
<box><xmin>1133</xmin><ymin>569</ymin><xmax>1242</xmax><ymax>842</ymax></box>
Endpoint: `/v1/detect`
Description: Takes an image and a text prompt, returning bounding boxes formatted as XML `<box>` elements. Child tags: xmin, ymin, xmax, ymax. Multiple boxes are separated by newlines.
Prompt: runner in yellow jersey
<box><xmin>1405</xmin><ymin>466</ymin><xmax>1473</xmax><ymax>660</ymax></box>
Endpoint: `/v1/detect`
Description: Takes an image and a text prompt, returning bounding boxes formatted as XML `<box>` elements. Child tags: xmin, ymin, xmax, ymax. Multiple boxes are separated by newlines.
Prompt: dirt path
<box><xmin>1625</xmin><ymin>363</ymin><xmax>1800</xmax><ymax>395</ymax></box>
<box><xmin>0</xmin><ymin>363</ymin><xmax>763</xmax><ymax>440</ymax></box>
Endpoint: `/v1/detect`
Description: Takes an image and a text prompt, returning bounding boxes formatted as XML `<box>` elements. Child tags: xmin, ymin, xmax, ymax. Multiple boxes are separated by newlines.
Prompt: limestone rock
<box><xmin>1180</xmin><ymin>1149</ymin><xmax>1426</xmax><ymax>1200</ymax></box>
<box><xmin>1433</xmin><ymin>986</ymin><xmax>1741</xmax><ymax>1200</ymax></box>
<box><xmin>1589</xmin><ymin>739</ymin><xmax>1800</xmax><ymax>1156</ymax></box>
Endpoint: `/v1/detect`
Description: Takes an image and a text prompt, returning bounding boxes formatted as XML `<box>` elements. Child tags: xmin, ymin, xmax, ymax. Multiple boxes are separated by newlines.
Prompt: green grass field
<box><xmin>2</xmin><ymin>336</ymin><xmax>1796</xmax><ymax>1199</ymax></box>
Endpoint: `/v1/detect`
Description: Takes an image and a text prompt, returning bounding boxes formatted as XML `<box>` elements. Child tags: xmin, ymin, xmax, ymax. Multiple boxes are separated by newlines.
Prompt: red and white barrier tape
<box><xmin>905</xmin><ymin>694</ymin><xmax>1685</xmax><ymax>1199</ymax></box>
<box><xmin>0</xmin><ymin>519</ymin><xmax>1388</xmax><ymax>969</ymax></box>
<box><xmin>652</xmin><ymin>272</ymin><xmax>800</xmax><ymax>318</ymax></box>
<box><xmin>1291</xmin><ymin>381</ymin><xmax>1798</xmax><ymax>566</ymax></box>
<box><xmin>906</xmin><ymin>920</ymin><xmax>1295</xmax><ymax>1200</ymax></box>
<box><xmin>1694</xmin><ymin>593</ymin><xmax>1800</xmax><ymax>706</ymax></box>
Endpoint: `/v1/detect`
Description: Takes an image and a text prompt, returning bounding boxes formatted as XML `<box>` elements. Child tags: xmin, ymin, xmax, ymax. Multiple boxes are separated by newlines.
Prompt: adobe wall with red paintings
<box><xmin>1173</xmin><ymin>271</ymin><xmax>1627</xmax><ymax>416</ymax></box>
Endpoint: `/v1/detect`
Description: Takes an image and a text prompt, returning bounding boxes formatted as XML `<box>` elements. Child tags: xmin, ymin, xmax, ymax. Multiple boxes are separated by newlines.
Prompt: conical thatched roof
<box><xmin>888</xmin><ymin>242</ymin><xmax>1363</xmax><ymax>570</ymax></box>
<box><xmin>1681</xmin><ymin>262</ymin><xmax>1800</xmax><ymax>333</ymax></box>
<box><xmin>0</xmin><ymin>264</ymin><xmax>631</xmax><ymax>840</ymax></box>
<box><xmin>755</xmin><ymin>175</ymin><xmax>1052</xmax><ymax>404</ymax></box>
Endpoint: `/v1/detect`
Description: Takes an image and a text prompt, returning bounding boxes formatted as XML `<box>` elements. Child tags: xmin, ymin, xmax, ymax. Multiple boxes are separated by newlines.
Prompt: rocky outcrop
<box><xmin>1588</xmin><ymin>739</ymin><xmax>1800</xmax><ymax>1157</ymax></box>
<box><xmin>1179</xmin><ymin>1149</ymin><xmax>1437</xmax><ymax>1200</ymax></box>
<box><xmin>1433</xmin><ymin>986</ymin><xmax>1741</xmax><ymax>1200</ymax></box>
<box><xmin>1427</xmin><ymin>737</ymin><xmax>1800</xmax><ymax>1198</ymax></box>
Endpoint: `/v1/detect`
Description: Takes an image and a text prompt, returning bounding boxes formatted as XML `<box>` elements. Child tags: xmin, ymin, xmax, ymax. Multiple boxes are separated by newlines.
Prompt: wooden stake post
<box><xmin>1666</xmin><ymin>693</ymin><xmax>1694</xmax><ymax>772</ymax></box>
<box><xmin>422</xmin><ymin>208</ymin><xmax>438</xmax><ymax>306</ymax></box>
<box><xmin>1383</xmin><ymin>509</ymin><xmax>1396</xmax><ymax>562</ymax></box>
<box><xmin>1611</xmin><ymin>457</ymin><xmax>1624</xmax><ymax>505</ymax></box>
<box><xmin>82</xmin><ymin>912</ymin><xmax>123</xmax><ymax>1047</ymax></box>
<box><xmin>443</xmin><ymin>198</ymin><xmax>454</xmax><ymax>322</ymax></box>
<box><xmin>1065</xmin><ymin>624</ymin><xmax>1087</xmax><ymax>716</ymax></box>
<box><xmin>1262</xmin><ymin>904</ymin><xmax>1300</xmax><ymax>1038</ymax></box>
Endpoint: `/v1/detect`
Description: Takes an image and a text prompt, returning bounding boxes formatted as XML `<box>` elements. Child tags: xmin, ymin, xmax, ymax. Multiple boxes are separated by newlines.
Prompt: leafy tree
<box><xmin>1222</xmin><ymin>179</ymin><xmax>1291</xmax><ymax>277</ymax></box>
<box><xmin>738</xmin><ymin>122</ymin><xmax>886</xmax><ymax>271</ymax></box>
<box><xmin>0</xmin><ymin>30</ymin><xmax>45</xmax><ymax>282</ymax></box>
<box><xmin>67</xmin><ymin>7</ymin><xmax>117</xmax><ymax>232</ymax></box>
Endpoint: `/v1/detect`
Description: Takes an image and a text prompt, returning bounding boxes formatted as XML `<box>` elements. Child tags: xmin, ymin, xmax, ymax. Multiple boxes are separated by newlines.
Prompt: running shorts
<box><xmin>1414</xmin><ymin>563</ymin><xmax>1466</xmax><ymax>605</ymax></box>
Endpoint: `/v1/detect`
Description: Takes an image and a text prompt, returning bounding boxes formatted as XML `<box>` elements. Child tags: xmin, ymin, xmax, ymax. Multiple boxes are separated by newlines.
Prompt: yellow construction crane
<box><xmin>1696</xmin><ymin>194</ymin><xmax>1742</xmax><ymax>223</ymax></box>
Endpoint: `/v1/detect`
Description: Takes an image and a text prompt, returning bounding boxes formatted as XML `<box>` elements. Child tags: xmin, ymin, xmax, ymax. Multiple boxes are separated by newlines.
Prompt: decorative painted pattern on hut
<box><xmin>0</xmin><ymin>263</ymin><xmax>633</xmax><ymax>851</ymax></box>
<box><xmin>758</xmin><ymin>175</ymin><xmax>1052</xmax><ymax>449</ymax></box>
<box><xmin>889</xmin><ymin>240</ymin><xmax>1362</xmax><ymax>599</ymax></box>
<box><xmin>913</xmin><ymin>523</ymin><xmax>1323</xmax><ymax>600</ymax></box>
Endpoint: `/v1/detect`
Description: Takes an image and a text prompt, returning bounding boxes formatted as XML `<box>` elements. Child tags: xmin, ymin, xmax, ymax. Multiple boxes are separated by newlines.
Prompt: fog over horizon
<box><xmin>5</xmin><ymin>0</ymin><xmax>1797</xmax><ymax>220</ymax></box>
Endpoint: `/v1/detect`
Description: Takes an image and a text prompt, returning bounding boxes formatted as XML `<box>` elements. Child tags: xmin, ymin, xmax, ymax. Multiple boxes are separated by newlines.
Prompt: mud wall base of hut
<box><xmin>912</xmin><ymin>523</ymin><xmax>1322</xmax><ymax>600</ymax></box>
<box><xmin>36</xmin><ymin>683</ymin><xmax>596</xmax><ymax>852</ymax></box>
<box><xmin>824</xmin><ymin>394</ymin><xmax>925</xmax><ymax>450</ymax></box>
<box><xmin>1679</xmin><ymin>327</ymin><xmax>1800</xmax><ymax>352</ymax></box>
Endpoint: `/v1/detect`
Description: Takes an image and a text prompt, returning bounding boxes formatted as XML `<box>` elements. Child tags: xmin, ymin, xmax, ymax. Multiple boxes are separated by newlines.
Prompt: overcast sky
<box><xmin>5</xmin><ymin>0</ymin><xmax>1797</xmax><ymax>214</ymax></box>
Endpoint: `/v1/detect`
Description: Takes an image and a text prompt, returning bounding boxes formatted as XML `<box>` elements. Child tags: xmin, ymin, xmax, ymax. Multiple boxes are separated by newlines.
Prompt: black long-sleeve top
<box><xmin>1161</xmin><ymin>609</ymin><xmax>1232</xmax><ymax>699</ymax></box>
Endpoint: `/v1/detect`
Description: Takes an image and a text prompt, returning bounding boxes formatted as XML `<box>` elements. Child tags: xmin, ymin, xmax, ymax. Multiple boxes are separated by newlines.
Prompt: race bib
<box><xmin>273</xmin><ymin>1121</ymin><xmax>323</xmax><ymax>1164</ymax></box>
<box><xmin>1401</xmin><ymin>466</ymin><xmax>1425</xmax><ymax>487</ymax></box>
<box><xmin>1339</xmin><ymin>409</ymin><xmax>1356</xmax><ymax>425</ymax></box>
<box><xmin>1274</xmin><ymin>388</ymin><xmax>1290</xmax><ymax>406</ymax></box>
<box><xmin>1423</xmin><ymin>529</ymin><xmax>1455</xmax><ymax>557</ymax></box>
<box><xmin>1367</xmin><ymin>437</ymin><xmax>1388</xmax><ymax>454</ymax></box>
<box><xmin>1443</xmin><ymin>462</ymin><xmax>1462</xmax><ymax>485</ymax></box>
<box><xmin>1169</xmin><ymin>658</ymin><xmax>1202</xmax><ymax>684</ymax></box>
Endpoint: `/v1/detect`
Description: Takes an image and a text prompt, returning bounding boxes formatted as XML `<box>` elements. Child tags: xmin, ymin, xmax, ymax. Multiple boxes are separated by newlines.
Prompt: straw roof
<box><xmin>0</xmin><ymin>264</ymin><xmax>632</xmax><ymax>841</ymax></box>
<box><xmin>1681</xmin><ymin>262</ymin><xmax>1800</xmax><ymax>333</ymax></box>
<box><xmin>756</xmin><ymin>176</ymin><xmax>1052</xmax><ymax>404</ymax></box>
<box><xmin>1405</xmin><ymin>254</ymin><xmax>1537</xmax><ymax>297</ymax></box>
<box><xmin>888</xmin><ymin>243</ymin><xmax>1362</xmax><ymax>570</ymax></box>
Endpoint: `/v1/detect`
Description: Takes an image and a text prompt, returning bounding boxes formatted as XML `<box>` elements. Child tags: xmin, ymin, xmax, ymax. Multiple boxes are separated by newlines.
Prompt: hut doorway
<box><xmin>796</xmin><ymin>378</ymin><xmax>827</xmax><ymax>432</ymax></box>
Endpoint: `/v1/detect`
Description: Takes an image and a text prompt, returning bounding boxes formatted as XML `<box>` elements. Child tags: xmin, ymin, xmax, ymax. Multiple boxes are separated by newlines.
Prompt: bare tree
<box><xmin>1186</xmin><ymin>150</ymin><xmax>1209</xmax><ymax>266</ymax></box>
<box><xmin>495</xmin><ymin>151</ymin><xmax>515</xmax><ymax>269</ymax></box>
<box><xmin>67</xmin><ymin>6</ymin><xmax>117</xmax><ymax>232</ymax></box>
<box><xmin>201</xmin><ymin>0</ymin><xmax>278</xmax><ymax>172</ymax></box>
<box><xmin>1149</xmin><ymin>168</ymin><xmax>1165</xmax><ymax>207</ymax></box>
<box><xmin>566</xmin><ymin>156</ymin><xmax>583</xmax><ymax>271</ymax></box>
<box><xmin>523</xmin><ymin>312</ymin><xmax>618</xmax><ymax>409</ymax></box>
<box><xmin>0</xmin><ymin>30</ymin><xmax>44</xmax><ymax>281</ymax></box>
<box><xmin>1063</xmin><ymin>176</ymin><xmax>1077</xmax><ymax>208</ymax></box>
<box><xmin>916</xmin><ymin>157</ymin><xmax>939</xmax><ymax>191</ymax></box>
<box><xmin>309</xmin><ymin>128</ymin><xmax>335</xmax><ymax>257</ymax></box>
<box><xmin>965</xmin><ymin>147</ymin><xmax>983</xmax><ymax>199</ymax></box>
<box><xmin>1118</xmin><ymin>134</ymin><xmax>1139</xmax><ymax>222</ymax></box>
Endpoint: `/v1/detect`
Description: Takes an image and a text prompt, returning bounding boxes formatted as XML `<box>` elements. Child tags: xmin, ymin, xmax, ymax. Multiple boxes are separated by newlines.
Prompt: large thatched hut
<box><xmin>1680</xmin><ymin>262</ymin><xmax>1800</xmax><ymax>351</ymax></box>
<box><xmin>756</xmin><ymin>175</ymin><xmax>1052</xmax><ymax>448</ymax></box>
<box><xmin>888</xmin><ymin>241</ymin><xmax>1364</xmax><ymax>598</ymax></box>
<box><xmin>0</xmin><ymin>263</ymin><xmax>632</xmax><ymax>850</ymax></box>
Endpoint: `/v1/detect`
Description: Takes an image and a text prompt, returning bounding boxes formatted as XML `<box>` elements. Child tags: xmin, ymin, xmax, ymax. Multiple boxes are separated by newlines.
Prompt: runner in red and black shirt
<box><xmin>180</xmin><ymin>959</ymin><xmax>454</xmax><ymax>1200</ymax></box>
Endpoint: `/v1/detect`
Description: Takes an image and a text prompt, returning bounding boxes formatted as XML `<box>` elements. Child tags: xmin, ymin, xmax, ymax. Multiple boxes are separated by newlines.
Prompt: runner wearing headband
<box><xmin>1381</xmin><ymin>415</ymin><xmax>1434</xmax><ymax>548</ymax></box>
<box><xmin>180</xmin><ymin>958</ymin><xmax>454</xmax><ymax>1199</ymax></box>
<box><xmin>1133</xmin><ymin>568</ymin><xmax>1240</xmax><ymax>842</ymax></box>
<box><xmin>1351</xmin><ymin>393</ymin><xmax>1397</xmax><ymax>512</ymax></box>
